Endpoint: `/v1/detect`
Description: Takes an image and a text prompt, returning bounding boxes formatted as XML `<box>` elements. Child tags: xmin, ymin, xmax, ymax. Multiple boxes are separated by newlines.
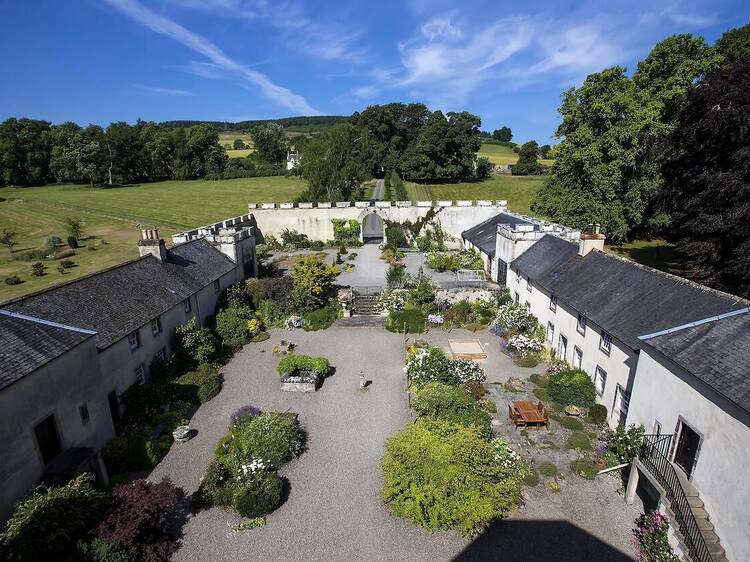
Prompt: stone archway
<box><xmin>359</xmin><ymin>209</ymin><xmax>386</xmax><ymax>245</ymax></box>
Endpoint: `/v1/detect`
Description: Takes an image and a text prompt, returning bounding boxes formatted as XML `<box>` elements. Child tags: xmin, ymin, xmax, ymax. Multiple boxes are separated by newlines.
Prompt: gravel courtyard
<box><xmin>151</xmin><ymin>326</ymin><xmax>640</xmax><ymax>561</ymax></box>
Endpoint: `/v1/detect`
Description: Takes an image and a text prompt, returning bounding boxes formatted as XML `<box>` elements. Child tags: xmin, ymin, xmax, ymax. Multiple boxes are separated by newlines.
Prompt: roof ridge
<box><xmin>0</xmin><ymin>309</ymin><xmax>97</xmax><ymax>335</ymax></box>
<box><xmin>639</xmin><ymin>307</ymin><xmax>750</xmax><ymax>340</ymax></box>
<box><xmin>593</xmin><ymin>248</ymin><xmax>750</xmax><ymax>305</ymax></box>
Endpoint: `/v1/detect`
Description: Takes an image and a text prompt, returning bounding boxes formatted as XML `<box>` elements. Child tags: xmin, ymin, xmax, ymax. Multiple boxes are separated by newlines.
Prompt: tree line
<box><xmin>0</xmin><ymin>119</ymin><xmax>228</xmax><ymax>186</ymax></box>
<box><xmin>160</xmin><ymin>116</ymin><xmax>348</xmax><ymax>132</ymax></box>
<box><xmin>532</xmin><ymin>22</ymin><xmax>750</xmax><ymax>297</ymax></box>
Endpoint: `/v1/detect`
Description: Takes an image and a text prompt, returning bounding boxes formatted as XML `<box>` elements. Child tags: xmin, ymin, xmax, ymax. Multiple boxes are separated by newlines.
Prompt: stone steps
<box><xmin>335</xmin><ymin>316</ymin><xmax>385</xmax><ymax>328</ymax></box>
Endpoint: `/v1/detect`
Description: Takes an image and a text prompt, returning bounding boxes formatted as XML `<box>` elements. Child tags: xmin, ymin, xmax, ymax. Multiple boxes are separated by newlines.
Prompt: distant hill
<box><xmin>160</xmin><ymin>116</ymin><xmax>348</xmax><ymax>134</ymax></box>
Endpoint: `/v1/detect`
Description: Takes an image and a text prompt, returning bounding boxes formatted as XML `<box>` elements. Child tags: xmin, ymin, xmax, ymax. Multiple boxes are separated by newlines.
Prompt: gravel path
<box><xmin>152</xmin><ymin>326</ymin><xmax>638</xmax><ymax>561</ymax></box>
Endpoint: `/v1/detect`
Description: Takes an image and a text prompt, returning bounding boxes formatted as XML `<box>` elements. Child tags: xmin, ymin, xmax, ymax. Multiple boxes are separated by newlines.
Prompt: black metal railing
<box><xmin>639</xmin><ymin>434</ymin><xmax>714</xmax><ymax>562</ymax></box>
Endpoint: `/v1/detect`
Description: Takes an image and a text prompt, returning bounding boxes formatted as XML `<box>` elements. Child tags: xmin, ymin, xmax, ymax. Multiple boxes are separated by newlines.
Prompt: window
<box><xmin>183</xmin><ymin>298</ymin><xmax>191</xmax><ymax>313</ymax></box>
<box><xmin>613</xmin><ymin>384</ymin><xmax>630</xmax><ymax>426</ymax></box>
<box><xmin>573</xmin><ymin>347</ymin><xmax>583</xmax><ymax>369</ymax></box>
<box><xmin>108</xmin><ymin>391</ymin><xmax>120</xmax><ymax>426</ymax></box>
<box><xmin>514</xmin><ymin>291</ymin><xmax>520</xmax><ymax>303</ymax></box>
<box><xmin>600</xmin><ymin>332</ymin><xmax>612</xmax><ymax>355</ymax></box>
<box><xmin>134</xmin><ymin>363</ymin><xmax>146</xmax><ymax>385</ymax></box>
<box><xmin>526</xmin><ymin>276</ymin><xmax>532</xmax><ymax>291</ymax></box>
<box><xmin>557</xmin><ymin>334</ymin><xmax>568</xmax><ymax>361</ymax></box>
<box><xmin>595</xmin><ymin>366</ymin><xmax>607</xmax><ymax>396</ymax></box>
<box><xmin>577</xmin><ymin>314</ymin><xmax>587</xmax><ymax>335</ymax></box>
<box><xmin>546</xmin><ymin>322</ymin><xmax>555</xmax><ymax>344</ymax></box>
<box><xmin>150</xmin><ymin>316</ymin><xmax>161</xmax><ymax>336</ymax></box>
<box><xmin>156</xmin><ymin>347</ymin><xmax>167</xmax><ymax>362</ymax></box>
<box><xmin>213</xmin><ymin>280</ymin><xmax>220</xmax><ymax>294</ymax></box>
<box><xmin>653</xmin><ymin>419</ymin><xmax>662</xmax><ymax>437</ymax></box>
<box><xmin>128</xmin><ymin>331</ymin><xmax>139</xmax><ymax>351</ymax></box>
<box><xmin>549</xmin><ymin>295</ymin><xmax>557</xmax><ymax>312</ymax></box>
<box><xmin>79</xmin><ymin>403</ymin><xmax>90</xmax><ymax>424</ymax></box>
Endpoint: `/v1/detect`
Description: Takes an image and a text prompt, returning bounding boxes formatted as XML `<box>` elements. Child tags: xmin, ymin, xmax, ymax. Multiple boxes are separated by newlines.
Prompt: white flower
<box><xmin>427</xmin><ymin>314</ymin><xmax>444</xmax><ymax>324</ymax></box>
<box><xmin>507</xmin><ymin>334</ymin><xmax>543</xmax><ymax>355</ymax></box>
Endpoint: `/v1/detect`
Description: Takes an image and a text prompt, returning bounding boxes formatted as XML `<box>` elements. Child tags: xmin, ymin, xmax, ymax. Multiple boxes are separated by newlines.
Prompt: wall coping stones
<box><xmin>416</xmin><ymin>200</ymin><xmax>432</xmax><ymax>207</ymax></box>
<box><xmin>496</xmin><ymin>200</ymin><xmax>508</xmax><ymax>206</ymax></box>
<box><xmin>477</xmin><ymin>200</ymin><xmax>493</xmax><ymax>206</ymax></box>
<box><xmin>335</xmin><ymin>201</ymin><xmax>351</xmax><ymax>208</ymax></box>
<box><xmin>354</xmin><ymin>201</ymin><xmax>370</xmax><ymax>208</ymax></box>
<box><xmin>456</xmin><ymin>200</ymin><xmax>473</xmax><ymax>207</ymax></box>
<box><xmin>318</xmin><ymin>202</ymin><xmax>332</xmax><ymax>208</ymax></box>
<box><xmin>437</xmin><ymin>200</ymin><xmax>453</xmax><ymax>207</ymax></box>
<box><xmin>298</xmin><ymin>202</ymin><xmax>314</xmax><ymax>209</ymax></box>
<box><xmin>261</xmin><ymin>203</ymin><xmax>276</xmax><ymax>209</ymax></box>
<box><xmin>280</xmin><ymin>203</ymin><xmax>294</xmax><ymax>209</ymax></box>
<box><xmin>396</xmin><ymin>200</ymin><xmax>412</xmax><ymax>207</ymax></box>
<box><xmin>248</xmin><ymin>203</ymin><xmax>257</xmax><ymax>209</ymax></box>
<box><xmin>375</xmin><ymin>201</ymin><xmax>392</xmax><ymax>208</ymax></box>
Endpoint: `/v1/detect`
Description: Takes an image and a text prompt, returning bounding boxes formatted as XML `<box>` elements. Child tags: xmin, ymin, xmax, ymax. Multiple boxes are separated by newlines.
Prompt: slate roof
<box><xmin>462</xmin><ymin>212</ymin><xmax>534</xmax><ymax>258</ymax></box>
<box><xmin>511</xmin><ymin>235</ymin><xmax>748</xmax><ymax>350</ymax></box>
<box><xmin>0</xmin><ymin>310</ymin><xmax>95</xmax><ymax>391</ymax></box>
<box><xmin>642</xmin><ymin>309</ymin><xmax>750</xmax><ymax>413</ymax></box>
<box><xmin>4</xmin><ymin>239</ymin><xmax>236</xmax><ymax>350</ymax></box>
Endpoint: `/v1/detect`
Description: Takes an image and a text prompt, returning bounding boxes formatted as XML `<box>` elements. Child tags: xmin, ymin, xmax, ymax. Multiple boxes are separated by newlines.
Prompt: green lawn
<box><xmin>606</xmin><ymin>239</ymin><xmax>675</xmax><ymax>273</ymax></box>
<box><xmin>478</xmin><ymin>142</ymin><xmax>554</xmax><ymax>167</ymax></box>
<box><xmin>405</xmin><ymin>175</ymin><xmax>546</xmax><ymax>216</ymax></box>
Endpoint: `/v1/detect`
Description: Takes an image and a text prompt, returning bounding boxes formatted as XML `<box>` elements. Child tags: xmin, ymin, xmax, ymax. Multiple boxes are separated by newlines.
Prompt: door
<box><xmin>612</xmin><ymin>384</ymin><xmax>630</xmax><ymax>426</ymax></box>
<box><xmin>108</xmin><ymin>390</ymin><xmax>121</xmax><ymax>427</ymax></box>
<box><xmin>34</xmin><ymin>414</ymin><xmax>62</xmax><ymax>465</ymax></box>
<box><xmin>673</xmin><ymin>421</ymin><xmax>701</xmax><ymax>478</ymax></box>
<box><xmin>558</xmin><ymin>335</ymin><xmax>567</xmax><ymax>361</ymax></box>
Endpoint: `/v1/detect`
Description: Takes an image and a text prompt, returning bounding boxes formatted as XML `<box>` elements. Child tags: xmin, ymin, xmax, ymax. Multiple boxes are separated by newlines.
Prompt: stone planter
<box><xmin>280</xmin><ymin>370</ymin><xmax>320</xmax><ymax>392</ymax></box>
<box><xmin>172</xmin><ymin>426</ymin><xmax>192</xmax><ymax>443</ymax></box>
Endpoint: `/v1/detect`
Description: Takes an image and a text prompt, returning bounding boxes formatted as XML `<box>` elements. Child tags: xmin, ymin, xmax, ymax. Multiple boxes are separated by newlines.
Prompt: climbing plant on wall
<box><xmin>331</xmin><ymin>219</ymin><xmax>361</xmax><ymax>243</ymax></box>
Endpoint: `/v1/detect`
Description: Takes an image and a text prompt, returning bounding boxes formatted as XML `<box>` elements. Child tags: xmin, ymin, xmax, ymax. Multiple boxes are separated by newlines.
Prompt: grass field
<box><xmin>405</xmin><ymin>175</ymin><xmax>546</xmax><ymax>216</ymax></box>
<box><xmin>606</xmin><ymin>239</ymin><xmax>675</xmax><ymax>273</ymax></box>
<box><xmin>478</xmin><ymin>142</ymin><xmax>555</xmax><ymax>167</ymax></box>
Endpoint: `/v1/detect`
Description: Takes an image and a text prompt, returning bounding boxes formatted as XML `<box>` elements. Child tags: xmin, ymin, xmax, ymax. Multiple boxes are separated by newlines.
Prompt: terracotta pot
<box><xmin>595</xmin><ymin>458</ymin><xmax>606</xmax><ymax>471</ymax></box>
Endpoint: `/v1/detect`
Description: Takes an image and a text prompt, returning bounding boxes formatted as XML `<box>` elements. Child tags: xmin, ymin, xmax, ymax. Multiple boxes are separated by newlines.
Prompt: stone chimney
<box><xmin>578</xmin><ymin>223</ymin><xmax>605</xmax><ymax>257</ymax></box>
<box><xmin>138</xmin><ymin>228</ymin><xmax>167</xmax><ymax>262</ymax></box>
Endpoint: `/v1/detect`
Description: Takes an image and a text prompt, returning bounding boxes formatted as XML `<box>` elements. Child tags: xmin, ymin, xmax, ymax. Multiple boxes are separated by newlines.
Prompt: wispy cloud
<box><xmin>102</xmin><ymin>0</ymin><xmax>319</xmax><ymax>114</ymax></box>
<box><xmin>660</xmin><ymin>3</ymin><xmax>717</xmax><ymax>27</ymax></box>
<box><xmin>130</xmin><ymin>84</ymin><xmax>195</xmax><ymax>96</ymax></box>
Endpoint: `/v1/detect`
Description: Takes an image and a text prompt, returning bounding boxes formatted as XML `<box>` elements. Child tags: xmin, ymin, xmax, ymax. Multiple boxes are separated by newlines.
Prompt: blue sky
<box><xmin>1</xmin><ymin>1</ymin><xmax>748</xmax><ymax>143</ymax></box>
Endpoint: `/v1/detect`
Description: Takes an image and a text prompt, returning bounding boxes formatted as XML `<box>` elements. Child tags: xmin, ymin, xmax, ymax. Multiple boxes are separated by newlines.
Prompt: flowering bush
<box><xmin>427</xmin><ymin>314</ymin><xmax>444</xmax><ymax>324</ymax></box>
<box><xmin>490</xmin><ymin>438</ymin><xmax>533</xmax><ymax>481</ymax></box>
<box><xmin>492</xmin><ymin>303</ymin><xmax>538</xmax><ymax>335</ymax></box>
<box><xmin>405</xmin><ymin>347</ymin><xmax>486</xmax><ymax>386</ymax></box>
<box><xmin>451</xmin><ymin>359</ymin><xmax>486</xmax><ymax>384</ymax></box>
<box><xmin>375</xmin><ymin>290</ymin><xmax>406</xmax><ymax>313</ymax></box>
<box><xmin>507</xmin><ymin>334</ymin><xmax>543</xmax><ymax>356</ymax></box>
<box><xmin>633</xmin><ymin>512</ymin><xmax>680</xmax><ymax>562</ymax></box>
<box><xmin>284</xmin><ymin>315</ymin><xmax>303</xmax><ymax>329</ymax></box>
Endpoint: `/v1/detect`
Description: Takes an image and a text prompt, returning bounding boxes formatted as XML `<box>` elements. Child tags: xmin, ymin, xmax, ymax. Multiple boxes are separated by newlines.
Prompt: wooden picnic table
<box><xmin>509</xmin><ymin>400</ymin><xmax>549</xmax><ymax>428</ymax></box>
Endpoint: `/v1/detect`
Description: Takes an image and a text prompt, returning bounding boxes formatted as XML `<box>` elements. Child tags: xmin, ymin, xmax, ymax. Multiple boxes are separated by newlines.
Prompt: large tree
<box><xmin>533</xmin><ymin>34</ymin><xmax>718</xmax><ymax>242</ymax></box>
<box><xmin>662</xmin><ymin>57</ymin><xmax>750</xmax><ymax>298</ymax></box>
<box><xmin>512</xmin><ymin>141</ymin><xmax>542</xmax><ymax>175</ymax></box>
<box><xmin>251</xmin><ymin>123</ymin><xmax>287</xmax><ymax>165</ymax></box>
<box><xmin>492</xmin><ymin>126</ymin><xmax>512</xmax><ymax>142</ymax></box>
<box><xmin>715</xmin><ymin>22</ymin><xmax>750</xmax><ymax>66</ymax></box>
<box><xmin>0</xmin><ymin>118</ymin><xmax>52</xmax><ymax>186</ymax></box>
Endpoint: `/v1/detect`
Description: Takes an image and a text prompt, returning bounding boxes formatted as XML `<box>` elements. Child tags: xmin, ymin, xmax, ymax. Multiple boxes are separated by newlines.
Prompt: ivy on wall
<box><xmin>331</xmin><ymin>219</ymin><xmax>361</xmax><ymax>242</ymax></box>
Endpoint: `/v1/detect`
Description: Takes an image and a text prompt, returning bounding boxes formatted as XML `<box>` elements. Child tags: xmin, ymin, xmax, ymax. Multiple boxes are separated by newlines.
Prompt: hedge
<box><xmin>386</xmin><ymin>308</ymin><xmax>426</xmax><ymax>334</ymax></box>
<box><xmin>175</xmin><ymin>364</ymin><xmax>222</xmax><ymax>404</ymax></box>
<box><xmin>548</xmin><ymin>367</ymin><xmax>596</xmax><ymax>407</ymax></box>
<box><xmin>276</xmin><ymin>355</ymin><xmax>330</xmax><ymax>377</ymax></box>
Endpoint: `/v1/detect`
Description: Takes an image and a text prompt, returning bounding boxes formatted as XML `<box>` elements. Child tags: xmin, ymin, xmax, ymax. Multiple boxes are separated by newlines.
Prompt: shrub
<box><xmin>412</xmin><ymin>383</ymin><xmax>491</xmax><ymax>437</ymax></box>
<box><xmin>565</xmin><ymin>432</ymin><xmax>592</xmax><ymax>451</ymax></box>
<box><xmin>604</xmin><ymin>424</ymin><xmax>645</xmax><ymax>463</ymax></box>
<box><xmin>280</xmin><ymin>228</ymin><xmax>310</xmax><ymax>249</ymax></box>
<box><xmin>73</xmin><ymin>538</ymin><xmax>132</xmax><ymax>562</ymax></box>
<box><xmin>381</xmin><ymin>419</ymin><xmax>523</xmax><ymax>537</ymax></box>
<box><xmin>548</xmin><ymin>367</ymin><xmax>596</xmax><ymax>408</ymax></box>
<box><xmin>385</xmin><ymin>224</ymin><xmax>408</xmax><ymax>249</ymax></box>
<box><xmin>588</xmin><ymin>404</ymin><xmax>608</xmax><ymax>425</ymax></box>
<box><xmin>259</xmin><ymin>276</ymin><xmax>294</xmax><ymax>308</ymax></box>
<box><xmin>96</xmin><ymin>479</ymin><xmax>184</xmax><ymax>562</ymax></box>
<box><xmin>558</xmin><ymin>416</ymin><xmax>584</xmax><ymax>431</ymax></box>
<box><xmin>31</xmin><ymin>262</ymin><xmax>45</xmax><ymax>276</ymax></box>
<box><xmin>570</xmin><ymin>458</ymin><xmax>599</xmax><ymax>479</ymax></box>
<box><xmin>532</xmin><ymin>386</ymin><xmax>551</xmax><ymax>402</ymax></box>
<box><xmin>386</xmin><ymin>308</ymin><xmax>426</xmax><ymax>333</ymax></box>
<box><xmin>633</xmin><ymin>512</ymin><xmax>680</xmax><ymax>562</ymax></box>
<box><xmin>415</xmin><ymin>236</ymin><xmax>431</xmax><ymax>252</ymax></box>
<box><xmin>0</xmin><ymin>474</ymin><xmax>109</xmax><ymax>562</ymax></box>
<box><xmin>4</xmin><ymin>275</ymin><xmax>21</xmax><ymax>285</ymax></box>
<box><xmin>302</xmin><ymin>301</ymin><xmax>340</xmax><ymax>331</ymax></box>
<box><xmin>386</xmin><ymin>263</ymin><xmax>407</xmax><ymax>289</ymax></box>
<box><xmin>175</xmin><ymin>364</ymin><xmax>222</xmax><ymax>404</ymax></box>
<box><xmin>523</xmin><ymin>470</ymin><xmax>540</xmax><ymax>486</ymax></box>
<box><xmin>251</xmin><ymin>331</ymin><xmax>270</xmax><ymax>342</ymax></box>
<box><xmin>67</xmin><ymin>235</ymin><xmax>79</xmax><ymax>248</ymax></box>
<box><xmin>514</xmin><ymin>353</ymin><xmax>541</xmax><ymax>368</ymax></box>
<box><xmin>221</xmin><ymin>412</ymin><xmax>302</xmax><ymax>468</ymax></box>
<box><xmin>529</xmin><ymin>373</ymin><xmax>547</xmax><ymax>386</ymax></box>
<box><xmin>173</xmin><ymin>318</ymin><xmax>218</xmax><ymax>370</ymax></box>
<box><xmin>277</xmin><ymin>354</ymin><xmax>330</xmax><ymax>377</ymax></box>
<box><xmin>230</xmin><ymin>405</ymin><xmax>263</xmax><ymax>425</ymax></box>
<box><xmin>463</xmin><ymin>380</ymin><xmax>487</xmax><ymax>401</ymax></box>
<box><xmin>216</xmin><ymin>306</ymin><xmax>252</xmax><ymax>349</ymax></box>
<box><xmin>538</xmin><ymin>461</ymin><xmax>558</xmax><ymax>477</ymax></box>
<box><xmin>232</xmin><ymin>471</ymin><xmax>283</xmax><ymax>518</ymax></box>
<box><xmin>405</xmin><ymin>346</ymin><xmax>486</xmax><ymax>387</ymax></box>
<box><xmin>290</xmin><ymin>255</ymin><xmax>339</xmax><ymax>312</ymax></box>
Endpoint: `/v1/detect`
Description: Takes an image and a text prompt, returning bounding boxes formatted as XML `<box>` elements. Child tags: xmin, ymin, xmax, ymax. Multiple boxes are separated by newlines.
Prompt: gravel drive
<box><xmin>151</xmin><ymin>326</ymin><xmax>638</xmax><ymax>561</ymax></box>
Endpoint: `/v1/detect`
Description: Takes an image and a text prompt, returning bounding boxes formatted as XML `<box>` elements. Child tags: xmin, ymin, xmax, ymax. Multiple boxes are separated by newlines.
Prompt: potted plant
<box><xmin>277</xmin><ymin>355</ymin><xmax>330</xmax><ymax>392</ymax></box>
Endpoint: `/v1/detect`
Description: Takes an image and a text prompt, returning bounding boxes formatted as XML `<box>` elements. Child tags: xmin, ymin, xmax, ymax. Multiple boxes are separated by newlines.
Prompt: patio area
<box><xmin>150</xmin><ymin>325</ymin><xmax>641</xmax><ymax>561</ymax></box>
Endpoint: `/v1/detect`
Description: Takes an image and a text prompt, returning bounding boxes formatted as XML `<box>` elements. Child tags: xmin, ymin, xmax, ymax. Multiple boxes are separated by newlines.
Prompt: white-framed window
<box><xmin>600</xmin><ymin>331</ymin><xmax>612</xmax><ymax>355</ymax></box>
<box><xmin>577</xmin><ymin>314</ymin><xmax>587</xmax><ymax>336</ymax></box>
<box><xmin>573</xmin><ymin>346</ymin><xmax>583</xmax><ymax>369</ymax></box>
<box><xmin>156</xmin><ymin>347</ymin><xmax>167</xmax><ymax>362</ymax></box>
<box><xmin>183</xmin><ymin>298</ymin><xmax>191</xmax><ymax>313</ymax></box>
<box><xmin>526</xmin><ymin>276</ymin><xmax>532</xmax><ymax>291</ymax></box>
<box><xmin>549</xmin><ymin>295</ymin><xmax>557</xmax><ymax>312</ymax></box>
<box><xmin>150</xmin><ymin>316</ymin><xmax>161</xmax><ymax>336</ymax></box>
<box><xmin>128</xmin><ymin>331</ymin><xmax>139</xmax><ymax>351</ymax></box>
<box><xmin>653</xmin><ymin>419</ymin><xmax>662</xmax><ymax>436</ymax></box>
<box><xmin>558</xmin><ymin>334</ymin><xmax>568</xmax><ymax>361</ymax></box>
<box><xmin>595</xmin><ymin>366</ymin><xmax>607</xmax><ymax>396</ymax></box>
<box><xmin>213</xmin><ymin>280</ymin><xmax>220</xmax><ymax>294</ymax></box>
<box><xmin>134</xmin><ymin>363</ymin><xmax>146</xmax><ymax>385</ymax></box>
<box><xmin>79</xmin><ymin>403</ymin><xmax>90</xmax><ymax>424</ymax></box>
<box><xmin>514</xmin><ymin>291</ymin><xmax>520</xmax><ymax>303</ymax></box>
<box><xmin>547</xmin><ymin>322</ymin><xmax>555</xmax><ymax>344</ymax></box>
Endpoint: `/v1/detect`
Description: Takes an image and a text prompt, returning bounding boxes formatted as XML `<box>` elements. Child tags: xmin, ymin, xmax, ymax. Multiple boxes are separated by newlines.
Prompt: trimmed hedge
<box><xmin>276</xmin><ymin>355</ymin><xmax>330</xmax><ymax>377</ymax></box>
<box><xmin>175</xmin><ymin>364</ymin><xmax>222</xmax><ymax>404</ymax></box>
<box><xmin>231</xmin><ymin>471</ymin><xmax>283</xmax><ymax>518</ymax></box>
<box><xmin>412</xmin><ymin>382</ymin><xmax>491</xmax><ymax>439</ymax></box>
<box><xmin>548</xmin><ymin>367</ymin><xmax>596</xmax><ymax>408</ymax></box>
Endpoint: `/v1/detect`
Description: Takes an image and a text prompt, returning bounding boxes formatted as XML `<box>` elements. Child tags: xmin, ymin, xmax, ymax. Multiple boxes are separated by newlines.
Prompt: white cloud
<box><xmin>351</xmin><ymin>85</ymin><xmax>380</xmax><ymax>99</ymax></box>
<box><xmin>102</xmin><ymin>0</ymin><xmax>319</xmax><ymax>115</ymax></box>
<box><xmin>130</xmin><ymin>84</ymin><xmax>195</xmax><ymax>96</ymax></box>
<box><xmin>660</xmin><ymin>4</ymin><xmax>717</xmax><ymax>27</ymax></box>
<box><xmin>527</xmin><ymin>25</ymin><xmax>624</xmax><ymax>76</ymax></box>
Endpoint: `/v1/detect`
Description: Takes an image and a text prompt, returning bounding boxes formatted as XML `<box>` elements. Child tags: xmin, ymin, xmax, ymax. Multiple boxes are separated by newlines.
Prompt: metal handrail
<box><xmin>639</xmin><ymin>434</ymin><xmax>714</xmax><ymax>562</ymax></box>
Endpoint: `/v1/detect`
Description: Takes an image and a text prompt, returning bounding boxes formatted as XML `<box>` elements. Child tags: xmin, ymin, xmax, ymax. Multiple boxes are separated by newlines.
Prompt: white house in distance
<box><xmin>286</xmin><ymin>151</ymin><xmax>300</xmax><ymax>171</ymax></box>
<box><xmin>0</xmin><ymin>225</ymin><xmax>256</xmax><ymax>522</ymax></box>
<box><xmin>488</xmin><ymin>220</ymin><xmax>749</xmax><ymax>562</ymax></box>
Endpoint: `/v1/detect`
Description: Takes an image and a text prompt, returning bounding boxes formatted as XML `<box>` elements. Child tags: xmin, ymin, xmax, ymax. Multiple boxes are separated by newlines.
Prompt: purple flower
<box><xmin>230</xmin><ymin>405</ymin><xmax>262</xmax><ymax>425</ymax></box>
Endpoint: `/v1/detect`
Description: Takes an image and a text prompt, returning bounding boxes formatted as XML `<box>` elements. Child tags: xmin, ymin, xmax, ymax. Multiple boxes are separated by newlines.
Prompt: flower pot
<box><xmin>595</xmin><ymin>458</ymin><xmax>606</xmax><ymax>471</ymax></box>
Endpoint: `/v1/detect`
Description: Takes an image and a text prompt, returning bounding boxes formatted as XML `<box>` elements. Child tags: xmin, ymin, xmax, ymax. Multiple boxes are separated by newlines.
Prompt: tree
<box><xmin>0</xmin><ymin>118</ymin><xmax>52</xmax><ymax>186</ymax></box>
<box><xmin>64</xmin><ymin>217</ymin><xmax>85</xmax><ymax>241</ymax></box>
<box><xmin>251</xmin><ymin>123</ymin><xmax>286</xmax><ymax>165</ymax></box>
<box><xmin>662</xmin><ymin>56</ymin><xmax>750</xmax><ymax>297</ymax></box>
<box><xmin>511</xmin><ymin>141</ymin><xmax>542</xmax><ymax>175</ymax></box>
<box><xmin>1</xmin><ymin>229</ymin><xmax>16</xmax><ymax>252</ymax></box>
<box><xmin>538</xmin><ymin>144</ymin><xmax>552</xmax><ymax>159</ymax></box>
<box><xmin>232</xmin><ymin>138</ymin><xmax>246</xmax><ymax>150</ymax></box>
<box><xmin>715</xmin><ymin>22</ymin><xmax>750</xmax><ymax>66</ymax></box>
<box><xmin>290</xmin><ymin>255</ymin><xmax>338</xmax><ymax>311</ymax></box>
<box><xmin>475</xmin><ymin>157</ymin><xmax>492</xmax><ymax>179</ymax></box>
<box><xmin>492</xmin><ymin>126</ymin><xmax>512</xmax><ymax>142</ymax></box>
<box><xmin>391</xmin><ymin>170</ymin><xmax>407</xmax><ymax>200</ymax></box>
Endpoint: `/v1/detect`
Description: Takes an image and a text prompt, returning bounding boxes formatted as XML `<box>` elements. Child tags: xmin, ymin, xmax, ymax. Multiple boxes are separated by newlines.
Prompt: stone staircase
<box><xmin>353</xmin><ymin>294</ymin><xmax>379</xmax><ymax>316</ymax></box>
<box><xmin>672</xmin><ymin>470</ymin><xmax>728</xmax><ymax>562</ymax></box>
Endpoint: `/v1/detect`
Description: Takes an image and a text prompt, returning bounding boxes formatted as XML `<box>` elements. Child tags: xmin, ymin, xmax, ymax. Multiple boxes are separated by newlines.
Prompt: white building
<box><xmin>286</xmin><ymin>151</ymin><xmax>300</xmax><ymax>171</ymax></box>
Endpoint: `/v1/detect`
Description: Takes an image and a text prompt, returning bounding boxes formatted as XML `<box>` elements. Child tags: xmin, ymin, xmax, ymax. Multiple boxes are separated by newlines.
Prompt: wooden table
<box><xmin>510</xmin><ymin>400</ymin><xmax>548</xmax><ymax>429</ymax></box>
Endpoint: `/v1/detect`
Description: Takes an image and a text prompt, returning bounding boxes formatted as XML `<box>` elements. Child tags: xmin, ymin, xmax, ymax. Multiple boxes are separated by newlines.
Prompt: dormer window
<box><xmin>577</xmin><ymin>314</ymin><xmax>587</xmax><ymax>336</ymax></box>
<box><xmin>128</xmin><ymin>331</ymin><xmax>139</xmax><ymax>351</ymax></box>
<box><xmin>600</xmin><ymin>332</ymin><xmax>612</xmax><ymax>355</ymax></box>
<box><xmin>549</xmin><ymin>295</ymin><xmax>557</xmax><ymax>312</ymax></box>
